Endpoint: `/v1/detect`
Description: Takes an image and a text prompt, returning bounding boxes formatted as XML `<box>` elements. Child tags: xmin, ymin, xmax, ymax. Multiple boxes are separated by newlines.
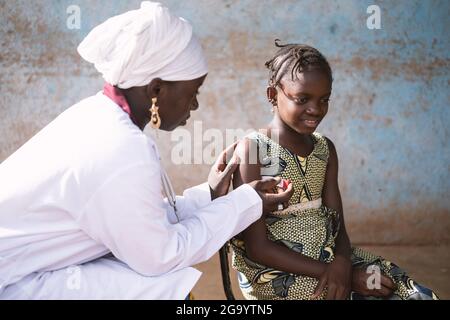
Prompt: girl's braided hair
<box><xmin>265</xmin><ymin>39</ymin><xmax>333</xmax><ymax>87</ymax></box>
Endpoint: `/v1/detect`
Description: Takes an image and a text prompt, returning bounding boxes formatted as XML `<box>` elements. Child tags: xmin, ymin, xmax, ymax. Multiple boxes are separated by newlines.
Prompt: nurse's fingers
<box><xmin>252</xmin><ymin>176</ymin><xmax>281</xmax><ymax>192</ymax></box>
<box><xmin>265</xmin><ymin>182</ymin><xmax>294</xmax><ymax>203</ymax></box>
<box><xmin>221</xmin><ymin>155</ymin><xmax>241</xmax><ymax>178</ymax></box>
<box><xmin>264</xmin><ymin>182</ymin><xmax>294</xmax><ymax>212</ymax></box>
<box><xmin>215</xmin><ymin>142</ymin><xmax>239</xmax><ymax>172</ymax></box>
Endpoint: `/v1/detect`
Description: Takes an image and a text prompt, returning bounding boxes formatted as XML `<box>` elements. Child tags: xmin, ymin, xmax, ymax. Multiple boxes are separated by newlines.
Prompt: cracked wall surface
<box><xmin>1</xmin><ymin>0</ymin><xmax>449</xmax><ymax>244</ymax></box>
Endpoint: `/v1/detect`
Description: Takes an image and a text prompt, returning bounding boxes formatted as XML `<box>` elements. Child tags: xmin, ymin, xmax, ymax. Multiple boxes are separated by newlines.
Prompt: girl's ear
<box><xmin>266</xmin><ymin>86</ymin><xmax>277</xmax><ymax>105</ymax></box>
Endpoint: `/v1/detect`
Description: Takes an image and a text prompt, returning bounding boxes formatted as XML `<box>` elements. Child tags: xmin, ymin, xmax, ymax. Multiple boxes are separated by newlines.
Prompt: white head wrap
<box><xmin>77</xmin><ymin>1</ymin><xmax>208</xmax><ymax>89</ymax></box>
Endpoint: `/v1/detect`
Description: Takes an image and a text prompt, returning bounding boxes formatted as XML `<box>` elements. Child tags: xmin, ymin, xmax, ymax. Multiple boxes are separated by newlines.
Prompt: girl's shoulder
<box><xmin>312</xmin><ymin>132</ymin><xmax>331</xmax><ymax>161</ymax></box>
<box><xmin>245</xmin><ymin>130</ymin><xmax>266</xmax><ymax>141</ymax></box>
<box><xmin>312</xmin><ymin>132</ymin><xmax>328</xmax><ymax>148</ymax></box>
<box><xmin>241</xmin><ymin>131</ymin><xmax>273</xmax><ymax>151</ymax></box>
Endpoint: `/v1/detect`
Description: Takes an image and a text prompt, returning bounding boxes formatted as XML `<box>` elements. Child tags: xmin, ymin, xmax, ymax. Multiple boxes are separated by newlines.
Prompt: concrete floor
<box><xmin>191</xmin><ymin>245</ymin><xmax>450</xmax><ymax>300</ymax></box>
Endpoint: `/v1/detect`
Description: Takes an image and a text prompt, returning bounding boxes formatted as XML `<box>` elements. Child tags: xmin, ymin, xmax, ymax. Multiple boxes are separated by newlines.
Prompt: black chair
<box><xmin>219</xmin><ymin>242</ymin><xmax>236</xmax><ymax>300</ymax></box>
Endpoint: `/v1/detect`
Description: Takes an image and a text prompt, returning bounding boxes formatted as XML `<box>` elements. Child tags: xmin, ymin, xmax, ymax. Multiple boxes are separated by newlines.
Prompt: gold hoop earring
<box><xmin>149</xmin><ymin>97</ymin><xmax>161</xmax><ymax>129</ymax></box>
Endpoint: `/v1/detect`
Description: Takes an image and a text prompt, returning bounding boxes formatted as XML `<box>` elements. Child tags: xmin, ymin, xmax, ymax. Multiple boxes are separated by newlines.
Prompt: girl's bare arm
<box><xmin>322</xmin><ymin>137</ymin><xmax>351</xmax><ymax>259</ymax></box>
<box><xmin>233</xmin><ymin>138</ymin><xmax>327</xmax><ymax>279</ymax></box>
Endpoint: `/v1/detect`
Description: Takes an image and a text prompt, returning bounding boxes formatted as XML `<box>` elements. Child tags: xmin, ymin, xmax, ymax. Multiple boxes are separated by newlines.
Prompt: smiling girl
<box><xmin>230</xmin><ymin>41</ymin><xmax>439</xmax><ymax>300</ymax></box>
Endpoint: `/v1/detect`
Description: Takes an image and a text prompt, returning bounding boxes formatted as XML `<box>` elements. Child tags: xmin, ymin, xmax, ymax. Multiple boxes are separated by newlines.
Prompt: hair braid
<box><xmin>265</xmin><ymin>39</ymin><xmax>333</xmax><ymax>87</ymax></box>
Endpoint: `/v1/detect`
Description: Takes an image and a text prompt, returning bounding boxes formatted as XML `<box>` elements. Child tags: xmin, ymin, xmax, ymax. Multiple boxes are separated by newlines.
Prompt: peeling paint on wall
<box><xmin>1</xmin><ymin>0</ymin><xmax>449</xmax><ymax>244</ymax></box>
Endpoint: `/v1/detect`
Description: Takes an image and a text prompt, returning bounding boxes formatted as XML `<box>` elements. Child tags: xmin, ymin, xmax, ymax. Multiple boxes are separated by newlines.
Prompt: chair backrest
<box><xmin>219</xmin><ymin>242</ymin><xmax>236</xmax><ymax>300</ymax></box>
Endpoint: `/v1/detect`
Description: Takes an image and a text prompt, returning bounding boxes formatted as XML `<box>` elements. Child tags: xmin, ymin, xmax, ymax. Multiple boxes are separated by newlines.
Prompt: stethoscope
<box><xmin>160</xmin><ymin>165</ymin><xmax>180</xmax><ymax>223</ymax></box>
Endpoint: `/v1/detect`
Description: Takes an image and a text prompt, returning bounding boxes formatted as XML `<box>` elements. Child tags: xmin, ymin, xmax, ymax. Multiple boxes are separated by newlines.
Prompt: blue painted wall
<box><xmin>1</xmin><ymin>0</ymin><xmax>449</xmax><ymax>244</ymax></box>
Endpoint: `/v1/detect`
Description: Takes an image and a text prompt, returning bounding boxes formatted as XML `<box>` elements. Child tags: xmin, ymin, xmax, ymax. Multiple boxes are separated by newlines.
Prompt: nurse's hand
<box><xmin>208</xmin><ymin>142</ymin><xmax>240</xmax><ymax>200</ymax></box>
<box><xmin>248</xmin><ymin>177</ymin><xmax>294</xmax><ymax>214</ymax></box>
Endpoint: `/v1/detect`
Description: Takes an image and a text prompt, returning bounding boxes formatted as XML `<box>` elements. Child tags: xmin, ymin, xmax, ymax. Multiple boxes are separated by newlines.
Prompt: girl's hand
<box><xmin>351</xmin><ymin>266</ymin><xmax>396</xmax><ymax>298</ymax></box>
<box><xmin>208</xmin><ymin>142</ymin><xmax>240</xmax><ymax>200</ymax></box>
<box><xmin>312</xmin><ymin>255</ymin><xmax>352</xmax><ymax>300</ymax></box>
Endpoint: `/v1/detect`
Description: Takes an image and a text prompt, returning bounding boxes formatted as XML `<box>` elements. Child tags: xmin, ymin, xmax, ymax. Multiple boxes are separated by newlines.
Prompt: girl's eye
<box><xmin>295</xmin><ymin>97</ymin><xmax>308</xmax><ymax>104</ymax></box>
<box><xmin>321</xmin><ymin>98</ymin><xmax>330</xmax><ymax>104</ymax></box>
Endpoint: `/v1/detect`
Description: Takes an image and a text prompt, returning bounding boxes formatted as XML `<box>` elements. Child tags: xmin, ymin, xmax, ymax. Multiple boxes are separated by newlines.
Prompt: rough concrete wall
<box><xmin>1</xmin><ymin>0</ymin><xmax>449</xmax><ymax>244</ymax></box>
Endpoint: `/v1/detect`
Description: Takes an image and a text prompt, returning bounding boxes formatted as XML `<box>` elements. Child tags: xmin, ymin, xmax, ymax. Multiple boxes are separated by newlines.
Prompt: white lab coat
<box><xmin>0</xmin><ymin>92</ymin><xmax>262</xmax><ymax>299</ymax></box>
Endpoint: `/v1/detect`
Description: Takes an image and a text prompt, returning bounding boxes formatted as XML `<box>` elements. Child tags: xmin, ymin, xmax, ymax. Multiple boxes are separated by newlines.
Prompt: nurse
<box><xmin>0</xmin><ymin>1</ymin><xmax>293</xmax><ymax>299</ymax></box>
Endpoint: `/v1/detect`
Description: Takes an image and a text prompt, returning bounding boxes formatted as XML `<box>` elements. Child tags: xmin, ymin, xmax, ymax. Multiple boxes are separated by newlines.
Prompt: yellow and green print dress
<box><xmin>231</xmin><ymin>131</ymin><xmax>439</xmax><ymax>300</ymax></box>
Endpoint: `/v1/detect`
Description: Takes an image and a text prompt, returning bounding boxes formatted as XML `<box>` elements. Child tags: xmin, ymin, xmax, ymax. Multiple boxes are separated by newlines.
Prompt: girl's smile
<box><xmin>303</xmin><ymin>119</ymin><xmax>320</xmax><ymax>128</ymax></box>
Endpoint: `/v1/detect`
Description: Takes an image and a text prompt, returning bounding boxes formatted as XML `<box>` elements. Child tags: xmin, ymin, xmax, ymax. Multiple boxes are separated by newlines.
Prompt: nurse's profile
<box><xmin>0</xmin><ymin>2</ymin><xmax>293</xmax><ymax>299</ymax></box>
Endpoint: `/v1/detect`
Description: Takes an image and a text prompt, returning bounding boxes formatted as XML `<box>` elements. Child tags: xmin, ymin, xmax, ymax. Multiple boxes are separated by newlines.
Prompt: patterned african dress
<box><xmin>231</xmin><ymin>131</ymin><xmax>439</xmax><ymax>300</ymax></box>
